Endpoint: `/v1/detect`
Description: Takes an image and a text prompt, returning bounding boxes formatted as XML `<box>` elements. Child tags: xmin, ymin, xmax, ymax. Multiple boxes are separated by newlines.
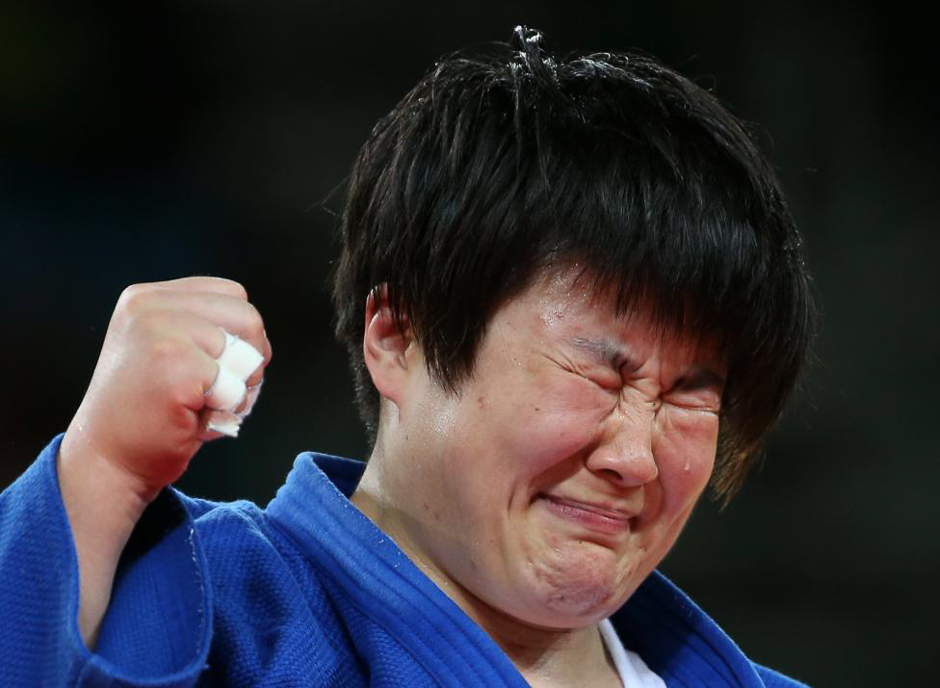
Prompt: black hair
<box><xmin>332</xmin><ymin>26</ymin><xmax>815</xmax><ymax>502</ymax></box>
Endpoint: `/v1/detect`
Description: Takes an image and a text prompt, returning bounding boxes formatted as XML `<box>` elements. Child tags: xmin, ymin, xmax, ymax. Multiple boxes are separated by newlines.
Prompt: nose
<box><xmin>585</xmin><ymin>407</ymin><xmax>659</xmax><ymax>487</ymax></box>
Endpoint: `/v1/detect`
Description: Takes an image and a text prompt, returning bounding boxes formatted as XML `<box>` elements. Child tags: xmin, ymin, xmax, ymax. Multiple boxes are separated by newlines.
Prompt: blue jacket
<box><xmin>0</xmin><ymin>436</ymin><xmax>808</xmax><ymax>686</ymax></box>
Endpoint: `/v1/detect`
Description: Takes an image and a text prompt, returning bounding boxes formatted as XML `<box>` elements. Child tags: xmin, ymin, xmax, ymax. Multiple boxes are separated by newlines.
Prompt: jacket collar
<box><xmin>267</xmin><ymin>452</ymin><xmax>768</xmax><ymax>687</ymax></box>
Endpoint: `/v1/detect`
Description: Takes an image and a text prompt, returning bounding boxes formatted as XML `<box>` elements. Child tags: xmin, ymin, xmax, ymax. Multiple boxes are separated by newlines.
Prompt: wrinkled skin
<box><xmin>354</xmin><ymin>267</ymin><xmax>725</xmax><ymax>637</ymax></box>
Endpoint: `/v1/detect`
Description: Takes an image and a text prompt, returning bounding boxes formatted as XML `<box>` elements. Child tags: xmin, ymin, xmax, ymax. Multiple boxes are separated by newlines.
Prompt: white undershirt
<box><xmin>598</xmin><ymin>619</ymin><xmax>666</xmax><ymax>688</ymax></box>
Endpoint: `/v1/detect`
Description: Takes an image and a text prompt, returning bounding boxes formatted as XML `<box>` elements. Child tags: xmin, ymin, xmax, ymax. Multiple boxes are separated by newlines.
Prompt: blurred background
<box><xmin>1</xmin><ymin>1</ymin><xmax>936</xmax><ymax>684</ymax></box>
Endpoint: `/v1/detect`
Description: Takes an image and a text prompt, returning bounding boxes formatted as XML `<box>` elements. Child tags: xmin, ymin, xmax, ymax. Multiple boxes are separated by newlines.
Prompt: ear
<box><xmin>363</xmin><ymin>285</ymin><xmax>414</xmax><ymax>409</ymax></box>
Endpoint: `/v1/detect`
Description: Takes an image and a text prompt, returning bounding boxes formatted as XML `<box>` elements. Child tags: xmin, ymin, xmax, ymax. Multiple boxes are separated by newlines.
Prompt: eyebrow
<box><xmin>677</xmin><ymin>367</ymin><xmax>726</xmax><ymax>390</ymax></box>
<box><xmin>571</xmin><ymin>336</ymin><xmax>726</xmax><ymax>388</ymax></box>
<box><xmin>570</xmin><ymin>336</ymin><xmax>633</xmax><ymax>368</ymax></box>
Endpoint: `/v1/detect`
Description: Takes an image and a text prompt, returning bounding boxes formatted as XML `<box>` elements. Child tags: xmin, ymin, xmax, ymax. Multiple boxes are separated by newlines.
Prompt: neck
<box><xmin>351</xmin><ymin>458</ymin><xmax>620</xmax><ymax>688</ymax></box>
<box><xmin>466</xmin><ymin>600</ymin><xmax>619</xmax><ymax>688</ymax></box>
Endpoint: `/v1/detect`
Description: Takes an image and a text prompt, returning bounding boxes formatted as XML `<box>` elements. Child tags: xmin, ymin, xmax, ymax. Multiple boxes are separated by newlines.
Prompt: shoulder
<box><xmin>164</xmin><ymin>491</ymin><xmax>363</xmax><ymax>683</ymax></box>
<box><xmin>184</xmin><ymin>493</ymin><xmax>274</xmax><ymax>547</ymax></box>
<box><xmin>181</xmin><ymin>493</ymin><xmax>330</xmax><ymax>603</ymax></box>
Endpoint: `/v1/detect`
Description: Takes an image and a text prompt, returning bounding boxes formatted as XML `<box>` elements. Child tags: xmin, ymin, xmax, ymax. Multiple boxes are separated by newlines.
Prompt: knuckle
<box><xmin>245</xmin><ymin>369</ymin><xmax>264</xmax><ymax>388</ymax></box>
<box><xmin>246</xmin><ymin>318</ymin><xmax>265</xmax><ymax>344</ymax></box>
<box><xmin>215</xmin><ymin>277</ymin><xmax>248</xmax><ymax>300</ymax></box>
<box><xmin>117</xmin><ymin>283</ymin><xmax>153</xmax><ymax>312</ymax></box>
<box><xmin>262</xmin><ymin>341</ymin><xmax>273</xmax><ymax>367</ymax></box>
<box><xmin>240</xmin><ymin>304</ymin><xmax>265</xmax><ymax>343</ymax></box>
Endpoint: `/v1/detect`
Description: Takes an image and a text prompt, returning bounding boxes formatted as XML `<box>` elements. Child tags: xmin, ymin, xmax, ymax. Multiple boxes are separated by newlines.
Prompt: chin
<box><xmin>523</xmin><ymin>544</ymin><xmax>636</xmax><ymax>628</ymax></box>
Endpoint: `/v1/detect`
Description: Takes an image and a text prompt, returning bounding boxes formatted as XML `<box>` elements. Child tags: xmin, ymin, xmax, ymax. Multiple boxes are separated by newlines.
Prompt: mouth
<box><xmin>537</xmin><ymin>494</ymin><xmax>636</xmax><ymax>536</ymax></box>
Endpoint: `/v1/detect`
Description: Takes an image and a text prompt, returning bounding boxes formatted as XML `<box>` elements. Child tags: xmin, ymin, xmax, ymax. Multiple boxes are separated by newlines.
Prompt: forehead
<box><xmin>504</xmin><ymin>265</ymin><xmax>728</xmax><ymax>366</ymax></box>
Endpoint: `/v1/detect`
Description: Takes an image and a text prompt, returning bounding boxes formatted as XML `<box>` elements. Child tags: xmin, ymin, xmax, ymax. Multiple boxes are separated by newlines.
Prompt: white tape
<box><xmin>205</xmin><ymin>364</ymin><xmax>246</xmax><ymax>412</ymax></box>
<box><xmin>203</xmin><ymin>330</ymin><xmax>264</xmax><ymax>432</ymax></box>
<box><xmin>206</xmin><ymin>410</ymin><xmax>242</xmax><ymax>437</ymax></box>
<box><xmin>217</xmin><ymin>332</ymin><xmax>264</xmax><ymax>381</ymax></box>
<box><xmin>205</xmin><ymin>382</ymin><xmax>261</xmax><ymax>438</ymax></box>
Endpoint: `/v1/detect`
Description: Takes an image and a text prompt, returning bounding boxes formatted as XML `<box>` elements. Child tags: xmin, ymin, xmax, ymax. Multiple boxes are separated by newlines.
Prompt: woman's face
<box><xmin>369</xmin><ymin>269</ymin><xmax>725</xmax><ymax>629</ymax></box>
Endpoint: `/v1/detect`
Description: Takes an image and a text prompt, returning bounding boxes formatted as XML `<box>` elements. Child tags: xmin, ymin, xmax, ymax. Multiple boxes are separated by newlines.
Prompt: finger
<box><xmin>242</xmin><ymin>334</ymin><xmax>271</xmax><ymax>388</ymax></box>
<box><xmin>259</xmin><ymin>329</ymin><xmax>273</xmax><ymax>367</ymax></box>
<box><xmin>145</xmin><ymin>337</ymin><xmax>221</xmax><ymax>415</ymax></box>
<box><xmin>245</xmin><ymin>366</ymin><xmax>265</xmax><ymax>389</ymax></box>
<box><xmin>148</xmin><ymin>276</ymin><xmax>249</xmax><ymax>300</ymax></box>
<box><xmin>237</xmin><ymin>382</ymin><xmax>262</xmax><ymax>417</ymax></box>
<box><xmin>139</xmin><ymin>312</ymin><xmax>268</xmax><ymax>398</ymax></box>
<box><xmin>203</xmin><ymin>332</ymin><xmax>266</xmax><ymax>411</ymax></box>
<box><xmin>132</xmin><ymin>291</ymin><xmax>267</xmax><ymax>359</ymax></box>
<box><xmin>217</xmin><ymin>332</ymin><xmax>265</xmax><ymax>380</ymax></box>
<box><xmin>171</xmin><ymin>314</ymin><xmax>269</xmax><ymax>376</ymax></box>
<box><xmin>199</xmin><ymin>382</ymin><xmax>262</xmax><ymax>440</ymax></box>
<box><xmin>136</xmin><ymin>310</ymin><xmax>230</xmax><ymax>361</ymax></box>
<box><xmin>205</xmin><ymin>364</ymin><xmax>247</xmax><ymax>412</ymax></box>
<box><xmin>246</xmin><ymin>330</ymin><xmax>272</xmax><ymax>386</ymax></box>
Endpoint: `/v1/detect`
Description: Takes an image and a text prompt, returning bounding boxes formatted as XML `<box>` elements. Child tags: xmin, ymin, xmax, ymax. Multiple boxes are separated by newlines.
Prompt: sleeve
<box><xmin>0</xmin><ymin>435</ymin><xmax>214</xmax><ymax>687</ymax></box>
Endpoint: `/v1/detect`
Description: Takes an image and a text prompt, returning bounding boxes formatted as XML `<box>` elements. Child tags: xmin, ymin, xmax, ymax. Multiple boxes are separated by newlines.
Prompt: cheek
<box><xmin>654</xmin><ymin>409</ymin><xmax>719</xmax><ymax>508</ymax></box>
<box><xmin>496</xmin><ymin>377</ymin><xmax>610</xmax><ymax>472</ymax></box>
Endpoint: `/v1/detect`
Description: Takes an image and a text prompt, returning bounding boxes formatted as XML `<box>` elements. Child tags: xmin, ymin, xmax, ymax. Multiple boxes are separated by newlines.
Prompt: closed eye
<box><xmin>564</xmin><ymin>367</ymin><xmax>621</xmax><ymax>394</ymax></box>
<box><xmin>546</xmin><ymin>349</ymin><xmax>622</xmax><ymax>391</ymax></box>
<box><xmin>667</xmin><ymin>371</ymin><xmax>724</xmax><ymax>412</ymax></box>
<box><xmin>665</xmin><ymin>392</ymin><xmax>721</xmax><ymax>413</ymax></box>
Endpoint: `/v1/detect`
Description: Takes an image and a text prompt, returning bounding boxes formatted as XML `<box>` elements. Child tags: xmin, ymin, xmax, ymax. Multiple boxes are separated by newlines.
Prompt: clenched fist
<box><xmin>63</xmin><ymin>276</ymin><xmax>270</xmax><ymax>498</ymax></box>
<box><xmin>57</xmin><ymin>277</ymin><xmax>272</xmax><ymax>646</ymax></box>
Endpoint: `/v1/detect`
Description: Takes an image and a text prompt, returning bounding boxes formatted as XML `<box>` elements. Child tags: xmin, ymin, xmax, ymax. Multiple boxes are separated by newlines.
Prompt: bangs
<box><xmin>428</xmin><ymin>78</ymin><xmax>813</xmax><ymax>500</ymax></box>
<box><xmin>334</xmin><ymin>34</ymin><xmax>815</xmax><ymax>502</ymax></box>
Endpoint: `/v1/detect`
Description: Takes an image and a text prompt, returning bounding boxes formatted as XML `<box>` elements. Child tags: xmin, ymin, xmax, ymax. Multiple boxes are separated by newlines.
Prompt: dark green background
<box><xmin>2</xmin><ymin>2</ymin><xmax>937</xmax><ymax>684</ymax></box>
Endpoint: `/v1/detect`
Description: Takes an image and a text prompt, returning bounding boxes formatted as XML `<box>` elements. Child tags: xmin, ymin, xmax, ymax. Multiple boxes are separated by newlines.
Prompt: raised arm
<box><xmin>56</xmin><ymin>276</ymin><xmax>270</xmax><ymax>647</ymax></box>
